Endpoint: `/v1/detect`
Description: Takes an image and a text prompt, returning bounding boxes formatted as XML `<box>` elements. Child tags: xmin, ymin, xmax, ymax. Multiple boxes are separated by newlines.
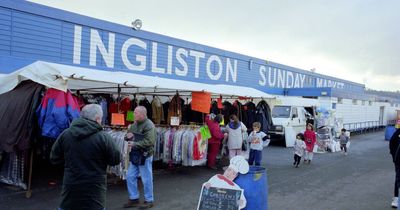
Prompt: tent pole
<box><xmin>117</xmin><ymin>85</ymin><xmax>121</xmax><ymax>112</ymax></box>
<box><xmin>25</xmin><ymin>145</ymin><xmax>34</xmax><ymax>198</ymax></box>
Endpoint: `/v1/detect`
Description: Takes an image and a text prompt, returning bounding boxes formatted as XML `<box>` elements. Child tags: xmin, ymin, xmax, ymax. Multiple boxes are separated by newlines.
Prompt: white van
<box><xmin>268</xmin><ymin>105</ymin><xmax>312</xmax><ymax>147</ymax></box>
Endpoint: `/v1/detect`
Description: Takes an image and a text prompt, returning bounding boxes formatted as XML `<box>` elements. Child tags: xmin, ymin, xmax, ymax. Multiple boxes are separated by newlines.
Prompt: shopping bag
<box><xmin>200</xmin><ymin>126</ymin><xmax>212</xmax><ymax>139</ymax></box>
<box><xmin>126</xmin><ymin>111</ymin><xmax>135</xmax><ymax>122</ymax></box>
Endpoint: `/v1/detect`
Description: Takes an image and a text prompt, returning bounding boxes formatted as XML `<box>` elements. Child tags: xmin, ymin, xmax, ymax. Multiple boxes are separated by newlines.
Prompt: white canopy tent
<box><xmin>0</xmin><ymin>61</ymin><xmax>274</xmax><ymax>98</ymax></box>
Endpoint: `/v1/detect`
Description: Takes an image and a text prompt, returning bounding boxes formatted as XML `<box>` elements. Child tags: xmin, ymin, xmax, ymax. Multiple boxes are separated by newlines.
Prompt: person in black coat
<box><xmin>51</xmin><ymin>104</ymin><xmax>121</xmax><ymax>210</ymax></box>
<box><xmin>389</xmin><ymin>128</ymin><xmax>400</xmax><ymax>208</ymax></box>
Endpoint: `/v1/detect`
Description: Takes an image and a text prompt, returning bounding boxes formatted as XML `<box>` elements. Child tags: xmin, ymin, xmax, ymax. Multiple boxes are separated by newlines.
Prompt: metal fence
<box><xmin>342</xmin><ymin>121</ymin><xmax>385</xmax><ymax>135</ymax></box>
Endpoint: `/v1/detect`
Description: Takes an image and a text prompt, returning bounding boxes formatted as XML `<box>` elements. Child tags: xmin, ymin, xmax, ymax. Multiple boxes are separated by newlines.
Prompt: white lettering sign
<box><xmin>206</xmin><ymin>55</ymin><xmax>223</xmax><ymax>80</ymax></box>
<box><xmin>71</xmin><ymin>24</ymin><xmax>350</xmax><ymax>90</ymax></box>
<box><xmin>121</xmin><ymin>38</ymin><xmax>147</xmax><ymax>71</ymax></box>
<box><xmin>89</xmin><ymin>29</ymin><xmax>115</xmax><ymax>68</ymax></box>
<box><xmin>258</xmin><ymin>65</ymin><xmax>307</xmax><ymax>88</ymax></box>
<box><xmin>72</xmin><ymin>26</ymin><xmax>239</xmax><ymax>83</ymax></box>
<box><xmin>316</xmin><ymin>78</ymin><xmax>345</xmax><ymax>89</ymax></box>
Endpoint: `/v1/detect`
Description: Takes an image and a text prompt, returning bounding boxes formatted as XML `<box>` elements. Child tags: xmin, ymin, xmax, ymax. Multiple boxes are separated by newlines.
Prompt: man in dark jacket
<box><xmin>51</xmin><ymin>104</ymin><xmax>121</xmax><ymax>210</ymax></box>
<box><xmin>123</xmin><ymin>106</ymin><xmax>156</xmax><ymax>209</ymax></box>
<box><xmin>389</xmin><ymin>128</ymin><xmax>400</xmax><ymax>208</ymax></box>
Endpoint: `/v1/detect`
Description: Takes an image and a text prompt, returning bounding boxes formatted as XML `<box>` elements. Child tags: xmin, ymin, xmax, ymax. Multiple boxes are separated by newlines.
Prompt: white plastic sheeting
<box><xmin>0</xmin><ymin>61</ymin><xmax>273</xmax><ymax>98</ymax></box>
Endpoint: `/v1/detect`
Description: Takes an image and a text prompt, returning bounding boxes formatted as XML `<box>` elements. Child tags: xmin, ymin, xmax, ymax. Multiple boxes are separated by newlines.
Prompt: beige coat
<box><xmin>151</xmin><ymin>97</ymin><xmax>164</xmax><ymax>124</ymax></box>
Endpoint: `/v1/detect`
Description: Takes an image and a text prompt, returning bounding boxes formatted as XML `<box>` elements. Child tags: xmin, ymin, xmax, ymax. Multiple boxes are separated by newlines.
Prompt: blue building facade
<box><xmin>0</xmin><ymin>0</ymin><xmax>366</xmax><ymax>98</ymax></box>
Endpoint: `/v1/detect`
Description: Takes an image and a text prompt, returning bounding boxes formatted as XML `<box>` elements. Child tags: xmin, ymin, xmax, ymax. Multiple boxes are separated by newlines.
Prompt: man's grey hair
<box><xmin>81</xmin><ymin>104</ymin><xmax>103</xmax><ymax>121</ymax></box>
<box><xmin>135</xmin><ymin>106</ymin><xmax>147</xmax><ymax>115</ymax></box>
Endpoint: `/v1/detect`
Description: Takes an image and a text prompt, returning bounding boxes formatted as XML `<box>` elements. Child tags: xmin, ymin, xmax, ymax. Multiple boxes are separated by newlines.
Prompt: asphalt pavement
<box><xmin>0</xmin><ymin>131</ymin><xmax>394</xmax><ymax>210</ymax></box>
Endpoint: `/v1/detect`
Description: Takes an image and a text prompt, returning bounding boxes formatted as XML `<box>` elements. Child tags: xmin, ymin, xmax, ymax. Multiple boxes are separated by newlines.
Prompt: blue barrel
<box><xmin>235</xmin><ymin>166</ymin><xmax>268</xmax><ymax>210</ymax></box>
<box><xmin>385</xmin><ymin>126</ymin><xmax>396</xmax><ymax>141</ymax></box>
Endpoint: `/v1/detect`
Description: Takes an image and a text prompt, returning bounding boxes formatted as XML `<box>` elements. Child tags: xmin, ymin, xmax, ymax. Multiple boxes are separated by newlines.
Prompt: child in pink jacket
<box><xmin>304</xmin><ymin>123</ymin><xmax>316</xmax><ymax>164</ymax></box>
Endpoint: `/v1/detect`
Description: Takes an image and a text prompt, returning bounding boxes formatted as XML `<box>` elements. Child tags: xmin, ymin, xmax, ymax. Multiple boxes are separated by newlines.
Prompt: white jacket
<box><xmin>226</xmin><ymin>122</ymin><xmax>247</xmax><ymax>150</ymax></box>
<box><xmin>293</xmin><ymin>139</ymin><xmax>306</xmax><ymax>157</ymax></box>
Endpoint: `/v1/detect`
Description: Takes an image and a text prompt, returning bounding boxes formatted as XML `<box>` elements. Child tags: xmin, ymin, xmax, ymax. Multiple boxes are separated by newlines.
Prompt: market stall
<box><xmin>0</xmin><ymin>60</ymin><xmax>274</xmax><ymax>197</ymax></box>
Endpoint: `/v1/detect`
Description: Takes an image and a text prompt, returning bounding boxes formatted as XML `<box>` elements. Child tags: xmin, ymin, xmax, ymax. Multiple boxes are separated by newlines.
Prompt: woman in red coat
<box><xmin>304</xmin><ymin>123</ymin><xmax>316</xmax><ymax>164</ymax></box>
<box><xmin>205</xmin><ymin>114</ymin><xmax>224</xmax><ymax>170</ymax></box>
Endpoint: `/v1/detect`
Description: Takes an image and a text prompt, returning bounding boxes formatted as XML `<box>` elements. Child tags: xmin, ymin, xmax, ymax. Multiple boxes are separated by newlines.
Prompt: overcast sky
<box><xmin>29</xmin><ymin>0</ymin><xmax>400</xmax><ymax>91</ymax></box>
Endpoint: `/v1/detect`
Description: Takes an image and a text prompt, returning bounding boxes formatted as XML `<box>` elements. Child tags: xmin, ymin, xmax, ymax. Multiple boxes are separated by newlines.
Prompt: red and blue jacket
<box><xmin>36</xmin><ymin>88</ymin><xmax>80</xmax><ymax>139</ymax></box>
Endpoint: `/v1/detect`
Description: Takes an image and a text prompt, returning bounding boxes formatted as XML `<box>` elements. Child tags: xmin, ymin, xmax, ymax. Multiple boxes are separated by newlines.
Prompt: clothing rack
<box><xmin>72</xmin><ymin>86</ymin><xmax>264</xmax><ymax>99</ymax></box>
<box><xmin>103</xmin><ymin>125</ymin><xmax>128</xmax><ymax>130</ymax></box>
<box><xmin>154</xmin><ymin>124</ymin><xmax>203</xmax><ymax>130</ymax></box>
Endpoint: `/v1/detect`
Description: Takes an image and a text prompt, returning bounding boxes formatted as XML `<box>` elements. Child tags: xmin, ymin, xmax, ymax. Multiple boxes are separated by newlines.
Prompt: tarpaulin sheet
<box><xmin>0</xmin><ymin>80</ymin><xmax>44</xmax><ymax>152</ymax></box>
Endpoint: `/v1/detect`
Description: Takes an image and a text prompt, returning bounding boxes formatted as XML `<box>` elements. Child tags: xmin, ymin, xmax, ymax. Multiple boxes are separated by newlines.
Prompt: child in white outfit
<box><xmin>293</xmin><ymin>133</ymin><xmax>306</xmax><ymax>168</ymax></box>
<box><xmin>247</xmin><ymin>122</ymin><xmax>269</xmax><ymax>166</ymax></box>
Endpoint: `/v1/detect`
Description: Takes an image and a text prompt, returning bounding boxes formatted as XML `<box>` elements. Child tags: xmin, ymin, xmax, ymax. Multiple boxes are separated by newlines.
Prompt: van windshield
<box><xmin>272</xmin><ymin>106</ymin><xmax>291</xmax><ymax>118</ymax></box>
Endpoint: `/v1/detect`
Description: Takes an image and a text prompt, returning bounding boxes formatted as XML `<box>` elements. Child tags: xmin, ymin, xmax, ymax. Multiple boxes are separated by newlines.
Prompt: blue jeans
<box><xmin>127</xmin><ymin>156</ymin><xmax>154</xmax><ymax>202</ymax></box>
<box><xmin>248</xmin><ymin>149</ymin><xmax>262</xmax><ymax>166</ymax></box>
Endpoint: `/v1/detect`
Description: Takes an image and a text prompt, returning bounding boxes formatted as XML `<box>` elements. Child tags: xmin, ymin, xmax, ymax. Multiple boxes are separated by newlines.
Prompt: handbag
<box><xmin>241</xmin><ymin>139</ymin><xmax>247</xmax><ymax>151</ymax></box>
<box><xmin>129</xmin><ymin>149</ymin><xmax>146</xmax><ymax>165</ymax></box>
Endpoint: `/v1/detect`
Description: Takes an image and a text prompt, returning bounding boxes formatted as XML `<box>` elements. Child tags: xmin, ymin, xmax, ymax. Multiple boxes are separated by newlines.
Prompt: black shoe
<box><xmin>123</xmin><ymin>199</ymin><xmax>141</xmax><ymax>208</ymax></box>
<box><xmin>293</xmin><ymin>162</ymin><xmax>296</xmax><ymax>166</ymax></box>
<box><xmin>139</xmin><ymin>201</ymin><xmax>154</xmax><ymax>209</ymax></box>
<box><xmin>295</xmin><ymin>165</ymin><xmax>299</xmax><ymax>168</ymax></box>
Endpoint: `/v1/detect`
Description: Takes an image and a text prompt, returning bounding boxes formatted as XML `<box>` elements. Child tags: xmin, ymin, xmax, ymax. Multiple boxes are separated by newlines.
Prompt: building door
<box><xmin>379</xmin><ymin>106</ymin><xmax>385</xmax><ymax>125</ymax></box>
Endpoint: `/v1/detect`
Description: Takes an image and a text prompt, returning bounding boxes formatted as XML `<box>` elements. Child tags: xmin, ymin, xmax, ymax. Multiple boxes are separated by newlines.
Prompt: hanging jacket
<box><xmin>255</xmin><ymin>100</ymin><xmax>273</xmax><ymax>133</ymax></box>
<box><xmin>120</xmin><ymin>97</ymin><xmax>132</xmax><ymax>126</ymax></box>
<box><xmin>0</xmin><ymin>80</ymin><xmax>44</xmax><ymax>152</ymax></box>
<box><xmin>210</xmin><ymin>101</ymin><xmax>220</xmax><ymax>115</ymax></box>
<box><xmin>232</xmin><ymin>100</ymin><xmax>243</xmax><ymax>121</ymax></box>
<box><xmin>189</xmin><ymin>103</ymin><xmax>204</xmax><ymax>123</ymax></box>
<box><xmin>167</xmin><ymin>94</ymin><xmax>183</xmax><ymax>125</ymax></box>
<box><xmin>36</xmin><ymin>88</ymin><xmax>80</xmax><ymax>139</ymax></box>
<box><xmin>139</xmin><ymin>98</ymin><xmax>152</xmax><ymax>119</ymax></box>
<box><xmin>120</xmin><ymin>97</ymin><xmax>132</xmax><ymax>113</ymax></box>
<box><xmin>255</xmin><ymin>109</ymin><xmax>269</xmax><ymax>133</ymax></box>
<box><xmin>131</xmin><ymin>97</ymin><xmax>138</xmax><ymax>110</ymax></box>
<box><xmin>222</xmin><ymin>101</ymin><xmax>234</xmax><ymax>125</ymax></box>
<box><xmin>243</xmin><ymin>101</ymin><xmax>256</xmax><ymax>131</ymax></box>
<box><xmin>151</xmin><ymin>96</ymin><xmax>164</xmax><ymax>124</ymax></box>
<box><xmin>304</xmin><ymin>130</ymin><xmax>317</xmax><ymax>152</ymax></box>
<box><xmin>163</xmin><ymin>101</ymin><xmax>170</xmax><ymax>123</ymax></box>
<box><xmin>182</xmin><ymin>103</ymin><xmax>203</xmax><ymax>124</ymax></box>
<box><xmin>258</xmin><ymin>100</ymin><xmax>273</xmax><ymax>125</ymax></box>
<box><xmin>205</xmin><ymin>115</ymin><xmax>224</xmax><ymax>144</ymax></box>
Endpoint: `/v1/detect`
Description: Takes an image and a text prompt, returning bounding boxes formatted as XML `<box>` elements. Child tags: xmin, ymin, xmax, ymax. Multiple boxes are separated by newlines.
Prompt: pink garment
<box><xmin>304</xmin><ymin>130</ymin><xmax>316</xmax><ymax>152</ymax></box>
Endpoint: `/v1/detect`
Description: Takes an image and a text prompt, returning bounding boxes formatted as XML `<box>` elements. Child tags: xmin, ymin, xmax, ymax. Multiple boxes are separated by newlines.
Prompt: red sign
<box><xmin>191</xmin><ymin>92</ymin><xmax>211</xmax><ymax>114</ymax></box>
